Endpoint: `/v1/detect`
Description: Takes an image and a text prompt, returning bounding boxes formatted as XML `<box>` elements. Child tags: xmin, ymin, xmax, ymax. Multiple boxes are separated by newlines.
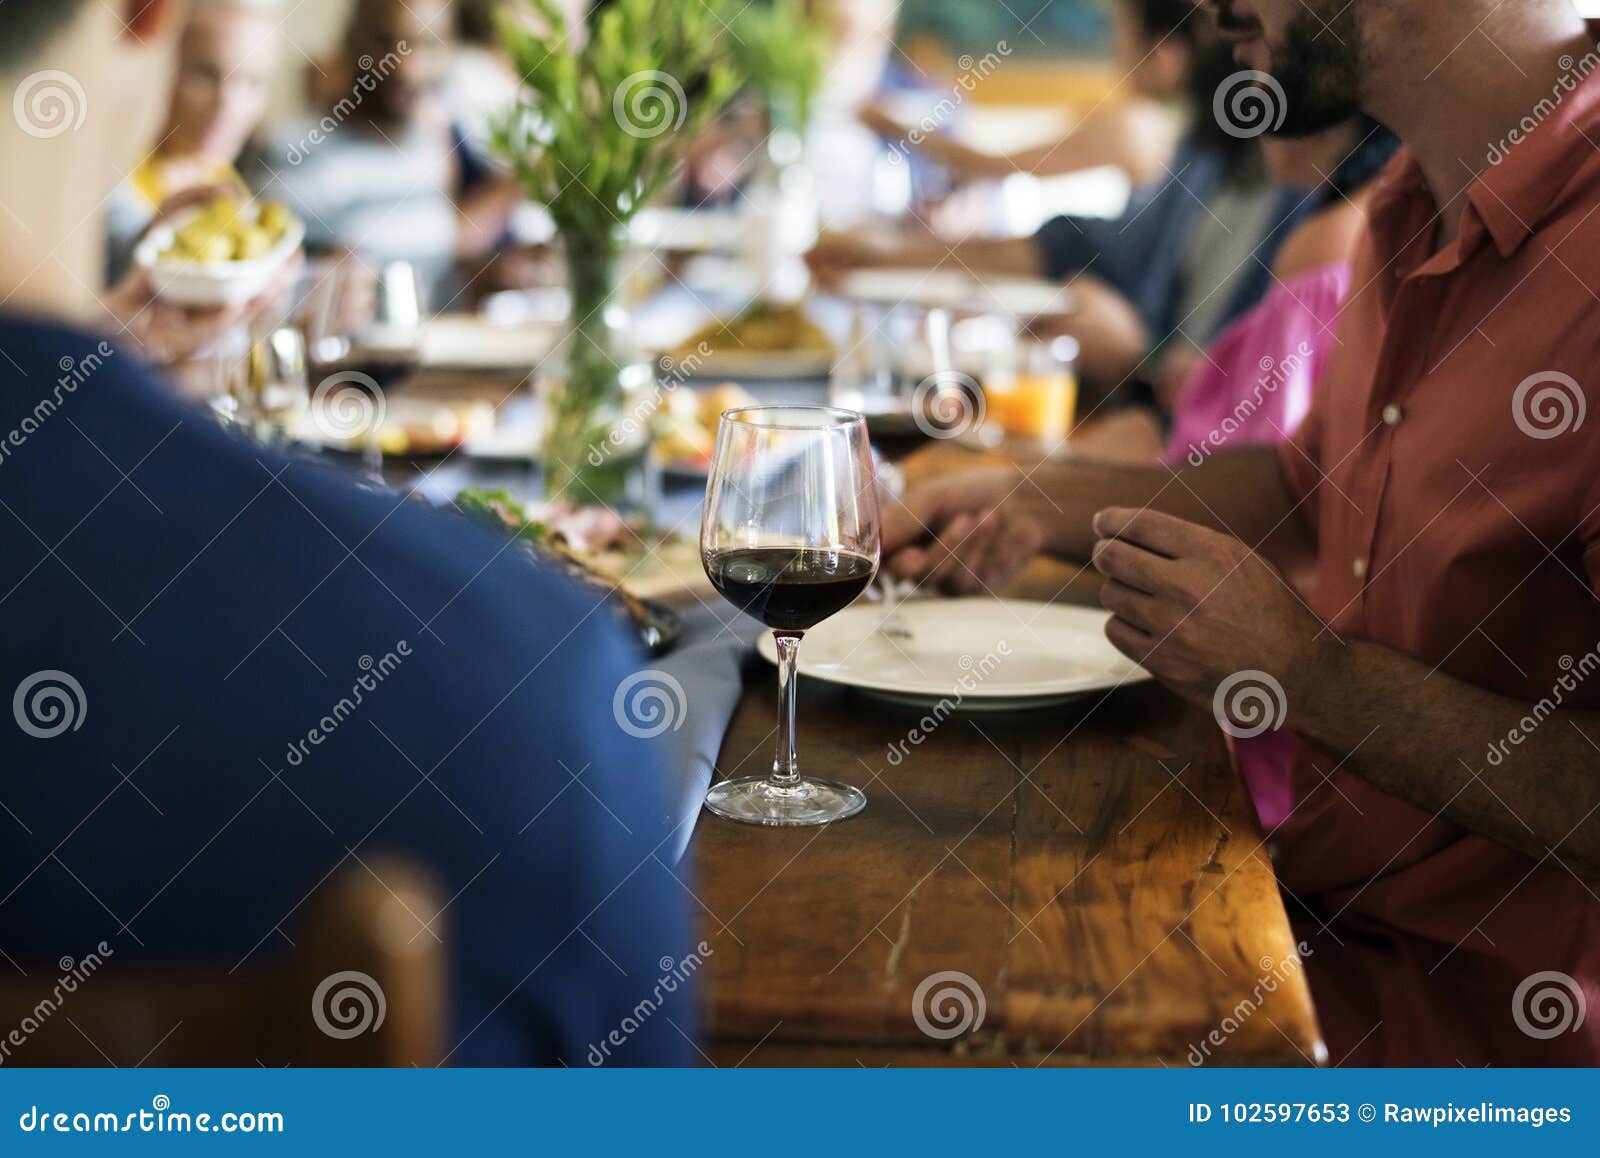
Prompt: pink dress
<box><xmin>1163</xmin><ymin>264</ymin><xmax>1352</xmax><ymax>828</ymax></box>
<box><xmin>1162</xmin><ymin>264</ymin><xmax>1352</xmax><ymax>471</ymax></box>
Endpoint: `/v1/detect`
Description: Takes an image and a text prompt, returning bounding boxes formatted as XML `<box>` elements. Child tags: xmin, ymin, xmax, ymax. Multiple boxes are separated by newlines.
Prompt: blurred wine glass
<box><xmin>238</xmin><ymin>326</ymin><xmax>310</xmax><ymax>445</ymax></box>
<box><xmin>304</xmin><ymin>258</ymin><xmax>424</xmax><ymax>480</ymax></box>
<box><xmin>827</xmin><ymin>303</ymin><xmax>893</xmax><ymax>414</ymax></box>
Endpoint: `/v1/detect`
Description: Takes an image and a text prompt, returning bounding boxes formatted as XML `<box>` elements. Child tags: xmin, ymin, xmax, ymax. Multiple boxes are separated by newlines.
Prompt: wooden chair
<box><xmin>0</xmin><ymin>858</ymin><xmax>448</xmax><ymax>1066</ymax></box>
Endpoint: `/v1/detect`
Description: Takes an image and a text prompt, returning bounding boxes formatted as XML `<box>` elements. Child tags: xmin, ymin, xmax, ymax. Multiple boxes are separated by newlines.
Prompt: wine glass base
<box><xmin>703</xmin><ymin>776</ymin><xmax>866</xmax><ymax>827</ymax></box>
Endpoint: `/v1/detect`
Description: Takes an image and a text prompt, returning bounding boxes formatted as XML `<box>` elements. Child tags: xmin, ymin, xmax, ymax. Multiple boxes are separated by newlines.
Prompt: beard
<box><xmin>1268</xmin><ymin>1</ymin><xmax>1365</xmax><ymax>136</ymax></box>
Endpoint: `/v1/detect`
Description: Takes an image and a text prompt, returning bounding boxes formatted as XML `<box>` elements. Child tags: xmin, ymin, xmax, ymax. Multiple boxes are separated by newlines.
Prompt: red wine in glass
<box><xmin>706</xmin><ymin>547</ymin><xmax>877</xmax><ymax>632</ymax></box>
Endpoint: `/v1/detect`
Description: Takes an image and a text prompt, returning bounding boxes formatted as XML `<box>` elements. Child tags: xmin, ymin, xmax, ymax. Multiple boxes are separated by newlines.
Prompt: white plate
<box><xmin>422</xmin><ymin>315</ymin><xmax>555</xmax><ymax>370</ymax></box>
<box><xmin>134</xmin><ymin>206</ymin><xmax>304</xmax><ymax>307</ymax></box>
<box><xmin>290</xmin><ymin>397</ymin><xmax>492</xmax><ymax>457</ymax></box>
<box><xmin>756</xmin><ymin>598</ymin><xmax>1149</xmax><ymax>710</ymax></box>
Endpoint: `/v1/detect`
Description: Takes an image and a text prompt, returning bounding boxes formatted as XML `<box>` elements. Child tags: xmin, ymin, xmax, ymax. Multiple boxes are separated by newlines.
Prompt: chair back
<box><xmin>0</xmin><ymin>858</ymin><xmax>447</xmax><ymax>1066</ymax></box>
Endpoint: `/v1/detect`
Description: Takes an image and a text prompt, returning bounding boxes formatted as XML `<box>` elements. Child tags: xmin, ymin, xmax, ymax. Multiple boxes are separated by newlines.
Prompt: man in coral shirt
<box><xmin>884</xmin><ymin>0</ymin><xmax>1600</xmax><ymax>1064</ymax></box>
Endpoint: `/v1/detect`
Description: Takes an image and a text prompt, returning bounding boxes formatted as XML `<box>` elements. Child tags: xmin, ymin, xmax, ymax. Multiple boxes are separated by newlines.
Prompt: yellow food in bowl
<box><xmin>159</xmin><ymin>199</ymin><xmax>298</xmax><ymax>264</ymax></box>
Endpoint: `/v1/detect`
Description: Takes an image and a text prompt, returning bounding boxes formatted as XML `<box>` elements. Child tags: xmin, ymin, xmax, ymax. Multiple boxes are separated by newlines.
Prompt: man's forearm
<box><xmin>1287</xmin><ymin>635</ymin><xmax>1600</xmax><ymax>879</ymax></box>
<box><xmin>877</xmin><ymin>233</ymin><xmax>1043</xmax><ymax>277</ymax></box>
<box><xmin>1021</xmin><ymin>446</ymin><xmax>1311</xmax><ymax>567</ymax></box>
<box><xmin>942</xmin><ymin>235</ymin><xmax>1044</xmax><ymax>278</ymax></box>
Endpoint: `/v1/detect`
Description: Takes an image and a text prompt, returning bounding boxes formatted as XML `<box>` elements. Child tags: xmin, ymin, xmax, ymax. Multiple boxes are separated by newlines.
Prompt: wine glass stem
<box><xmin>362</xmin><ymin>435</ymin><xmax>384</xmax><ymax>484</ymax></box>
<box><xmin>771</xmin><ymin>630</ymin><xmax>802</xmax><ymax>788</ymax></box>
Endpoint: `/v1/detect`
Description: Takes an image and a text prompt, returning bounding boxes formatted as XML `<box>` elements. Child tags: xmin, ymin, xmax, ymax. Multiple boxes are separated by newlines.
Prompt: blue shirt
<box><xmin>0</xmin><ymin>313</ymin><xmax>695</xmax><ymax>1066</ymax></box>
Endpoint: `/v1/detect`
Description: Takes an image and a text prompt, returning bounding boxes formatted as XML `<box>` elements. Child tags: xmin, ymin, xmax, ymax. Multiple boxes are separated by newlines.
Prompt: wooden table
<box><xmin>408</xmin><ymin>368</ymin><xmax>1323</xmax><ymax>1064</ymax></box>
<box><xmin>689</xmin><ymin>628</ymin><xmax>1324</xmax><ymax>1067</ymax></box>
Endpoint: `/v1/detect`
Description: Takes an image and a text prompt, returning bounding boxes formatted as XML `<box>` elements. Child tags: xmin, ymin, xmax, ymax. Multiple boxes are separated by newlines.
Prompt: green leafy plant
<box><xmin>492</xmin><ymin>0</ymin><xmax>742</xmax><ymax>239</ymax></box>
<box><xmin>492</xmin><ymin>0</ymin><xmax>742</xmax><ymax>505</ymax></box>
<box><xmin>730</xmin><ymin>0</ymin><xmax>830</xmax><ymax>133</ymax></box>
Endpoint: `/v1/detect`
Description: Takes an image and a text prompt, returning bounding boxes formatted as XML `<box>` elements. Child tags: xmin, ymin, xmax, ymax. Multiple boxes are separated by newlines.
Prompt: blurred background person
<box><xmin>106</xmin><ymin>0</ymin><xmax>281</xmax><ymax>283</ymax></box>
<box><xmin>249</xmin><ymin>0</ymin><xmax>520</xmax><ymax>306</ymax></box>
<box><xmin>1072</xmin><ymin>116</ymin><xmax>1399</xmax><ymax>462</ymax></box>
<box><xmin>805</xmin><ymin>0</ymin><xmax>908</xmax><ymax>229</ymax></box>
<box><xmin>1154</xmin><ymin>117</ymin><xmax>1396</xmax><ymax>462</ymax></box>
<box><xmin>681</xmin><ymin>0</ymin><xmax>907</xmax><ymax>228</ymax></box>
<box><xmin>442</xmin><ymin>0</ymin><xmax>525</xmax><ymax>168</ymax></box>
<box><xmin>808</xmin><ymin>35</ymin><xmax>1315</xmax><ymax>394</ymax></box>
<box><xmin>97</xmin><ymin>0</ymin><xmax>298</xmax><ymax>381</ymax></box>
<box><xmin>860</xmin><ymin>0</ymin><xmax>1199</xmax><ymax>188</ymax></box>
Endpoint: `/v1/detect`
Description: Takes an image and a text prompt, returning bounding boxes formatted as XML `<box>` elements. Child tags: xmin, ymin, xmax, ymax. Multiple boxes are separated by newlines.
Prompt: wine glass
<box><xmin>700</xmin><ymin>406</ymin><xmax>881</xmax><ymax>826</ymax></box>
<box><xmin>237</xmin><ymin>326</ymin><xmax>311</xmax><ymax>446</ymax></box>
<box><xmin>304</xmin><ymin>258</ymin><xmax>424</xmax><ymax>481</ymax></box>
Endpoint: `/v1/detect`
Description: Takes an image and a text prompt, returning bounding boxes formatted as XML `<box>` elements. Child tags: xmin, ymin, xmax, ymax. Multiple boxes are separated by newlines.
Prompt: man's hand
<box><xmin>803</xmin><ymin>229</ymin><xmax>892</xmax><ymax>289</ymax></box>
<box><xmin>1036</xmin><ymin>273</ymin><xmax>1152</xmax><ymax>387</ymax></box>
<box><xmin>1090</xmin><ymin>507</ymin><xmax>1328</xmax><ymax>716</ymax></box>
<box><xmin>881</xmin><ymin>464</ymin><xmax>1043</xmax><ymax>594</ymax></box>
<box><xmin>98</xmin><ymin>182</ymin><xmax>302</xmax><ymax>366</ymax></box>
<box><xmin>98</xmin><ymin>254</ymin><xmax>301</xmax><ymax>367</ymax></box>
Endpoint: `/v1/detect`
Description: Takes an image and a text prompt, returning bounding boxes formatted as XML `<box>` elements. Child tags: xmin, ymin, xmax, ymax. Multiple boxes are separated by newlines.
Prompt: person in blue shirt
<box><xmin>0</xmin><ymin>0</ymin><xmax>695</xmax><ymax>1066</ymax></box>
<box><xmin>805</xmin><ymin>28</ymin><xmax>1321</xmax><ymax>393</ymax></box>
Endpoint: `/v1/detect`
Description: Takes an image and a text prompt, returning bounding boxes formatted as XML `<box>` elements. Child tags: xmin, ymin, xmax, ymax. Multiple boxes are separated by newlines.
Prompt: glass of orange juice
<box><xmin>986</xmin><ymin>336</ymin><xmax>1078</xmax><ymax>445</ymax></box>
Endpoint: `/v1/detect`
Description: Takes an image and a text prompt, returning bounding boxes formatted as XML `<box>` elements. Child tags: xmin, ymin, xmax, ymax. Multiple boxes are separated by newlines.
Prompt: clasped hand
<box><xmin>1091</xmin><ymin>507</ymin><xmax>1326</xmax><ymax>720</ymax></box>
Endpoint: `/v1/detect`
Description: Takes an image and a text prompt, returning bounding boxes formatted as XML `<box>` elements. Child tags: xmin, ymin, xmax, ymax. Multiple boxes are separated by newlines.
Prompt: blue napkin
<box><xmin>646</xmin><ymin>600</ymin><xmax>764</xmax><ymax>862</ymax></box>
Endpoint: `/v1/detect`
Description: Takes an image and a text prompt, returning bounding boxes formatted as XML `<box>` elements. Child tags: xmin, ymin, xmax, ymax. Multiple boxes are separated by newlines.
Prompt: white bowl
<box><xmin>134</xmin><ymin>205</ymin><xmax>305</xmax><ymax>308</ymax></box>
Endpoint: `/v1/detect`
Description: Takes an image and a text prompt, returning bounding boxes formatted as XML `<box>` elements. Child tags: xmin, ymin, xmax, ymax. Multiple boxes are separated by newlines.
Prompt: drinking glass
<box><xmin>305</xmin><ymin>259</ymin><xmax>424</xmax><ymax>480</ymax></box>
<box><xmin>986</xmin><ymin>334</ymin><xmax>1079</xmax><ymax>445</ymax></box>
<box><xmin>700</xmin><ymin>406</ymin><xmax>881</xmax><ymax>825</ymax></box>
<box><xmin>239</xmin><ymin>327</ymin><xmax>311</xmax><ymax>446</ymax></box>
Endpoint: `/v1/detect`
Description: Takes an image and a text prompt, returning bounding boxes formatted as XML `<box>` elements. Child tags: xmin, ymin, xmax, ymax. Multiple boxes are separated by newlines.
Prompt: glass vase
<box><xmin>541</xmin><ymin>228</ymin><xmax>655</xmax><ymax>512</ymax></box>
